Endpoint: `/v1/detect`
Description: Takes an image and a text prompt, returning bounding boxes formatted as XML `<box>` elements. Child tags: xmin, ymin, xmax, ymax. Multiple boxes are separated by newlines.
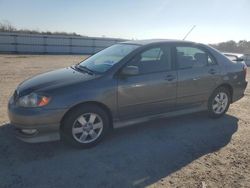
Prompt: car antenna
<box><xmin>183</xmin><ymin>25</ymin><xmax>196</xmax><ymax>40</ymax></box>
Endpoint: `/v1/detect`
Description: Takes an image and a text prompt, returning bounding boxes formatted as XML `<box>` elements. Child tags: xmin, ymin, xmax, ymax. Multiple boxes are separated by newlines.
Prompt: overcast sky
<box><xmin>0</xmin><ymin>0</ymin><xmax>249</xmax><ymax>44</ymax></box>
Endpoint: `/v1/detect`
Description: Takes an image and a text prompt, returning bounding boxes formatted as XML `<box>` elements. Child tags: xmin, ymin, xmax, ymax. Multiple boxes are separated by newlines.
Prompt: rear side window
<box><xmin>176</xmin><ymin>46</ymin><xmax>216</xmax><ymax>69</ymax></box>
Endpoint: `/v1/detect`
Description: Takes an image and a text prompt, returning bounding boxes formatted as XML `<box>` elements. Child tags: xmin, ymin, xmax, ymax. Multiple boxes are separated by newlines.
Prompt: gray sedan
<box><xmin>8</xmin><ymin>39</ymin><xmax>248</xmax><ymax>148</ymax></box>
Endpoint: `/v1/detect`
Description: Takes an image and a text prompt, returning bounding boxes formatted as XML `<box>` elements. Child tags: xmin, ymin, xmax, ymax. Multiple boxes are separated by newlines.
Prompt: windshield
<box><xmin>78</xmin><ymin>44</ymin><xmax>139</xmax><ymax>73</ymax></box>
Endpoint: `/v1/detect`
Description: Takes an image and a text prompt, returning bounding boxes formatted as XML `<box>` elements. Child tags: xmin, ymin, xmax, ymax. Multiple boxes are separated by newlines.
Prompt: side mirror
<box><xmin>121</xmin><ymin>66</ymin><xmax>139</xmax><ymax>76</ymax></box>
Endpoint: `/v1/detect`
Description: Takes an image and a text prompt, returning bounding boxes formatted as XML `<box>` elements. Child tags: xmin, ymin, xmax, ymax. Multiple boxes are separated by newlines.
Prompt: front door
<box><xmin>117</xmin><ymin>45</ymin><xmax>177</xmax><ymax>120</ymax></box>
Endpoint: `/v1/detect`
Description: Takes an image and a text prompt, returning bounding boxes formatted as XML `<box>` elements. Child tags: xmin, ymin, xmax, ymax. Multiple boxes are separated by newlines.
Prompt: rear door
<box><xmin>117</xmin><ymin>44</ymin><xmax>177</xmax><ymax>119</ymax></box>
<box><xmin>175</xmin><ymin>44</ymin><xmax>221</xmax><ymax>108</ymax></box>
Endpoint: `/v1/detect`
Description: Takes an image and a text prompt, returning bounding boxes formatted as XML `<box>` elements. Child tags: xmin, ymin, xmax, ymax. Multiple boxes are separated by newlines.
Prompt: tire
<box><xmin>61</xmin><ymin>104</ymin><xmax>111</xmax><ymax>148</ymax></box>
<box><xmin>208</xmin><ymin>87</ymin><xmax>231</xmax><ymax>118</ymax></box>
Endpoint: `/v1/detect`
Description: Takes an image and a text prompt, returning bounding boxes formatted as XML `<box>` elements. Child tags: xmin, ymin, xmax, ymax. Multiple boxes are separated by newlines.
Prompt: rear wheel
<box><xmin>208</xmin><ymin>87</ymin><xmax>231</xmax><ymax>118</ymax></box>
<box><xmin>61</xmin><ymin>104</ymin><xmax>110</xmax><ymax>148</ymax></box>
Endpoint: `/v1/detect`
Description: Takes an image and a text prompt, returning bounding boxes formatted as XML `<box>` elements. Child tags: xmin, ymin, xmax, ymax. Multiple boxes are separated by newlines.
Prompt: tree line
<box><xmin>211</xmin><ymin>40</ymin><xmax>250</xmax><ymax>54</ymax></box>
<box><xmin>0</xmin><ymin>20</ymin><xmax>82</xmax><ymax>37</ymax></box>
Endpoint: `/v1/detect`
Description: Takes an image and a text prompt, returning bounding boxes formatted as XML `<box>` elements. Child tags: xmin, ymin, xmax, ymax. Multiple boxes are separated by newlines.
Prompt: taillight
<box><xmin>243</xmin><ymin>64</ymin><xmax>247</xmax><ymax>81</ymax></box>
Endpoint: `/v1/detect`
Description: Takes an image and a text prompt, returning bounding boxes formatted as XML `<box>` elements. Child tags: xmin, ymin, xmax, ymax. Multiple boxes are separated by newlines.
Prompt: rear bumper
<box><xmin>8</xmin><ymin>99</ymin><xmax>67</xmax><ymax>143</ymax></box>
<box><xmin>232</xmin><ymin>81</ymin><xmax>248</xmax><ymax>102</ymax></box>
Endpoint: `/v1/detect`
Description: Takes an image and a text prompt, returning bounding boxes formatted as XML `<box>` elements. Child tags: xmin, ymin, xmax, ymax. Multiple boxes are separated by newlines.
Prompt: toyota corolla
<box><xmin>8</xmin><ymin>39</ymin><xmax>248</xmax><ymax>148</ymax></box>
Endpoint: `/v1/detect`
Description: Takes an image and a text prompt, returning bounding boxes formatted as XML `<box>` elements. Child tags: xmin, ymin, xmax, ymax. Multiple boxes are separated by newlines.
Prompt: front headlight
<box><xmin>17</xmin><ymin>93</ymin><xmax>51</xmax><ymax>107</ymax></box>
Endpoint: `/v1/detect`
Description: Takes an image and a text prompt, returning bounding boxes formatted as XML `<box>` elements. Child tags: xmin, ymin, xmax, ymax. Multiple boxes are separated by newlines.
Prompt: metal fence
<box><xmin>0</xmin><ymin>32</ymin><xmax>125</xmax><ymax>54</ymax></box>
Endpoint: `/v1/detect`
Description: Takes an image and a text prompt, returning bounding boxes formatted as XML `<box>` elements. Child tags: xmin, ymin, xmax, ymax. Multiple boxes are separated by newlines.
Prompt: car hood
<box><xmin>17</xmin><ymin>67</ymin><xmax>97</xmax><ymax>96</ymax></box>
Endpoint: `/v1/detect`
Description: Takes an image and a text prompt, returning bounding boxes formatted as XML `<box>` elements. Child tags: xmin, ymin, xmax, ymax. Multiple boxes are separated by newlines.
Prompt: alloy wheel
<box><xmin>72</xmin><ymin>113</ymin><xmax>103</xmax><ymax>143</ymax></box>
<box><xmin>212</xmin><ymin>92</ymin><xmax>229</xmax><ymax>115</ymax></box>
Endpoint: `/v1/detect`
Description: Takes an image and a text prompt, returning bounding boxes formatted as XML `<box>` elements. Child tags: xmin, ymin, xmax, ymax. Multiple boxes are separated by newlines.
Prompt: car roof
<box><xmin>121</xmin><ymin>39</ymin><xmax>196</xmax><ymax>46</ymax></box>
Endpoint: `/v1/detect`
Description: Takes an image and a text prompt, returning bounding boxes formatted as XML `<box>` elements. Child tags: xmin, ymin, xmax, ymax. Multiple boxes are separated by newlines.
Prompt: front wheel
<box><xmin>61</xmin><ymin>105</ymin><xmax>110</xmax><ymax>148</ymax></box>
<box><xmin>208</xmin><ymin>87</ymin><xmax>231</xmax><ymax>118</ymax></box>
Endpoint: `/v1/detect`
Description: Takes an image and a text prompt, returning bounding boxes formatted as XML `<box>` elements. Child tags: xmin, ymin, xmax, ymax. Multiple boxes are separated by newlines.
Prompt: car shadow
<box><xmin>0</xmin><ymin>112</ymin><xmax>238</xmax><ymax>188</ymax></box>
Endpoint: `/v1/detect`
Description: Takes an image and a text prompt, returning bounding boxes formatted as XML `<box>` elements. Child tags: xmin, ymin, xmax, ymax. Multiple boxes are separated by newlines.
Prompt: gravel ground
<box><xmin>0</xmin><ymin>55</ymin><xmax>249</xmax><ymax>188</ymax></box>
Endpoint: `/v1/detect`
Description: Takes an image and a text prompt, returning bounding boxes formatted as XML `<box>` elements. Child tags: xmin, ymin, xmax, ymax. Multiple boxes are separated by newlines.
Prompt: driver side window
<box><xmin>128</xmin><ymin>46</ymin><xmax>172</xmax><ymax>75</ymax></box>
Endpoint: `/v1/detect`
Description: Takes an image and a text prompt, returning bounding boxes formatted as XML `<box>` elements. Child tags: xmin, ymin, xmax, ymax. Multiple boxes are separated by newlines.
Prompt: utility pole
<box><xmin>183</xmin><ymin>25</ymin><xmax>196</xmax><ymax>40</ymax></box>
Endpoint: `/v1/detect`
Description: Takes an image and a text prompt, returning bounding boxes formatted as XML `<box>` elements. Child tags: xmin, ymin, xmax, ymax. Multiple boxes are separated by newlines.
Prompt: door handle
<box><xmin>208</xmin><ymin>68</ymin><xmax>216</xmax><ymax>75</ymax></box>
<box><xmin>165</xmin><ymin>75</ymin><xmax>175</xmax><ymax>81</ymax></box>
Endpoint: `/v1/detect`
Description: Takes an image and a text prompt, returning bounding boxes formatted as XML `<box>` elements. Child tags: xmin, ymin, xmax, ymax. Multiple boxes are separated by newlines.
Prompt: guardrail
<box><xmin>0</xmin><ymin>32</ymin><xmax>125</xmax><ymax>54</ymax></box>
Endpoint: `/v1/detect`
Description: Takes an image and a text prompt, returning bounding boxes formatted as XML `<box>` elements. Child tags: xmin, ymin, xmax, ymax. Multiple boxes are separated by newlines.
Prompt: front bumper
<box><xmin>8</xmin><ymin>99</ymin><xmax>67</xmax><ymax>143</ymax></box>
<box><xmin>14</xmin><ymin>125</ymin><xmax>60</xmax><ymax>143</ymax></box>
